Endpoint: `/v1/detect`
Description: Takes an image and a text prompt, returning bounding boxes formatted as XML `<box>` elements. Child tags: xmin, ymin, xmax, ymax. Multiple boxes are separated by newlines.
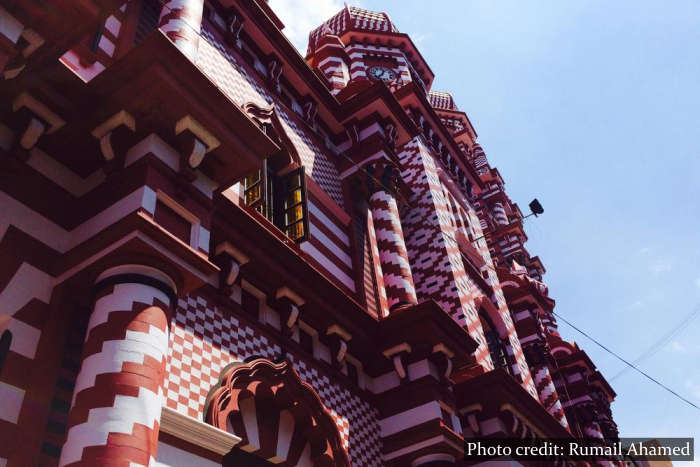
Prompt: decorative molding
<box><xmin>215</xmin><ymin>241</ymin><xmax>250</xmax><ymax>265</ymax></box>
<box><xmin>175</xmin><ymin>116</ymin><xmax>220</xmax><ymax>153</ymax></box>
<box><xmin>326</xmin><ymin>324</ymin><xmax>352</xmax><ymax>341</ymax></box>
<box><xmin>91</xmin><ymin>110</ymin><xmax>136</xmax><ymax>140</ymax></box>
<box><xmin>382</xmin><ymin>342</ymin><xmax>411</xmax><ymax>358</ymax></box>
<box><xmin>275</xmin><ymin>286</ymin><xmax>305</xmax><ymax>306</ymax></box>
<box><xmin>160</xmin><ymin>406</ymin><xmax>241</xmax><ymax>456</ymax></box>
<box><xmin>242</xmin><ymin>101</ymin><xmax>301</xmax><ymax>171</ymax></box>
<box><xmin>432</xmin><ymin>343</ymin><xmax>454</xmax><ymax>359</ymax></box>
<box><xmin>12</xmin><ymin>92</ymin><xmax>65</xmax><ymax>133</ymax></box>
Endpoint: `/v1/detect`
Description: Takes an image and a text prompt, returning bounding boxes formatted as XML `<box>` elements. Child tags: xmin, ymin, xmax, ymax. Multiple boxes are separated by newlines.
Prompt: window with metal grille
<box><xmin>134</xmin><ymin>0</ymin><xmax>161</xmax><ymax>45</ymax></box>
<box><xmin>243</xmin><ymin>161</ymin><xmax>309</xmax><ymax>243</ymax></box>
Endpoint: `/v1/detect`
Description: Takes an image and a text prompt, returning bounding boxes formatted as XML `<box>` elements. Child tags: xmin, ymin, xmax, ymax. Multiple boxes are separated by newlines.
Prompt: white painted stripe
<box><xmin>104</xmin><ymin>16</ymin><xmax>121</xmax><ymax>37</ymax></box>
<box><xmin>60</xmin><ymin>50</ymin><xmax>106</xmax><ymax>82</ymax></box>
<box><xmin>98</xmin><ymin>35</ymin><xmax>115</xmax><ymax>57</ymax></box>
<box><xmin>309</xmin><ymin>222</ymin><xmax>351</xmax><ymax>267</ymax></box>
<box><xmin>198</xmin><ymin>226</ymin><xmax>210</xmax><ymax>252</ymax></box>
<box><xmin>70</xmin><ymin>187</ymin><xmax>155</xmax><ymax>249</ymax></box>
<box><xmin>0</xmin><ymin>7</ymin><xmax>24</xmax><ymax>43</ymax></box>
<box><xmin>382</xmin><ymin>435</ymin><xmax>458</xmax><ymax>461</ymax></box>
<box><xmin>7</xmin><ymin>317</ymin><xmax>40</xmax><ymax>359</ymax></box>
<box><xmin>125</xmin><ymin>134</ymin><xmax>180</xmax><ymax>172</ymax></box>
<box><xmin>0</xmin><ymin>186</ymin><xmax>155</xmax><ymax>253</ymax></box>
<box><xmin>0</xmin><ymin>381</ymin><xmax>25</xmax><ymax>423</ymax></box>
<box><xmin>72</xmin><ymin>331</ymin><xmax>168</xmax><ymax>398</ymax></box>
<box><xmin>370</xmin><ymin>371</ymin><xmax>400</xmax><ymax>394</ymax></box>
<box><xmin>379</xmin><ymin>401</ymin><xmax>441</xmax><ymax>437</ymax></box>
<box><xmin>300</xmin><ymin>242</ymin><xmax>355</xmax><ymax>291</ymax></box>
<box><xmin>308</xmin><ymin>201</ymin><xmax>349</xmax><ymax>245</ymax></box>
<box><xmin>0</xmin><ymin>263</ymin><xmax>53</xmax><ymax>319</ymax></box>
<box><xmin>27</xmin><ymin>148</ymin><xmax>105</xmax><ymax>196</ymax></box>
<box><xmin>60</xmin><ymin>387</ymin><xmax>163</xmax><ymax>465</ymax></box>
<box><xmin>561</xmin><ymin>395</ymin><xmax>592</xmax><ymax>408</ymax></box>
<box><xmin>155</xmin><ymin>442</ymin><xmax>219</xmax><ymax>467</ymax></box>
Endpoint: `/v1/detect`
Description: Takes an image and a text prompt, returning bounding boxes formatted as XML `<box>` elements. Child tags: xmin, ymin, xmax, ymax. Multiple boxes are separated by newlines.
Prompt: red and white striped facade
<box><xmin>60</xmin><ymin>266</ymin><xmax>175</xmax><ymax>466</ymax></box>
<box><xmin>0</xmin><ymin>1</ymin><xmax>619</xmax><ymax>466</ymax></box>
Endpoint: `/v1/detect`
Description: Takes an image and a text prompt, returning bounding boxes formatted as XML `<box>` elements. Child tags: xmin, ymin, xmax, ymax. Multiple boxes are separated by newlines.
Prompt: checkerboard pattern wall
<box><xmin>164</xmin><ymin>292</ymin><xmax>383</xmax><ymax>466</ymax></box>
<box><xmin>196</xmin><ymin>26</ymin><xmax>345</xmax><ymax>207</ymax></box>
<box><xmin>398</xmin><ymin>137</ymin><xmax>538</xmax><ymax>398</ymax></box>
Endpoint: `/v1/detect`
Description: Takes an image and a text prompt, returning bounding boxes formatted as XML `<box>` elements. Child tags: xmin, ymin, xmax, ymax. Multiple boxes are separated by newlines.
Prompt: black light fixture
<box><xmin>528</xmin><ymin>198</ymin><xmax>544</xmax><ymax>217</ymax></box>
<box><xmin>469</xmin><ymin>197</ymin><xmax>544</xmax><ymax>245</ymax></box>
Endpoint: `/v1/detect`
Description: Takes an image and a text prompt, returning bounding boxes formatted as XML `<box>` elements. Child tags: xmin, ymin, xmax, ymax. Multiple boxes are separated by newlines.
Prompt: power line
<box><xmin>552</xmin><ymin>311</ymin><xmax>700</xmax><ymax>411</ymax></box>
<box><xmin>610</xmin><ymin>304</ymin><xmax>700</xmax><ymax>381</ymax></box>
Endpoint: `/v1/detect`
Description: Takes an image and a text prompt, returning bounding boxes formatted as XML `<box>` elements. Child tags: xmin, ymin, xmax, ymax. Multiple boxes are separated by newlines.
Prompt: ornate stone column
<box><xmin>59</xmin><ymin>265</ymin><xmax>176</xmax><ymax>467</ymax></box>
<box><xmin>529</xmin><ymin>358</ymin><xmax>569</xmax><ymax>428</ymax></box>
<box><xmin>367</xmin><ymin>163</ymin><xmax>417</xmax><ymax>310</ymax></box>
<box><xmin>492</xmin><ymin>201</ymin><xmax>508</xmax><ymax>226</ymax></box>
<box><xmin>158</xmin><ymin>0</ymin><xmax>204</xmax><ymax>61</ymax></box>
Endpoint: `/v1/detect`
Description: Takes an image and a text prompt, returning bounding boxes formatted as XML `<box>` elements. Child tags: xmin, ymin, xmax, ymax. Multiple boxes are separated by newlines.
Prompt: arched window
<box><xmin>241</xmin><ymin>103</ymin><xmax>309</xmax><ymax>243</ymax></box>
<box><xmin>479</xmin><ymin>311</ymin><xmax>509</xmax><ymax>373</ymax></box>
<box><xmin>0</xmin><ymin>330</ymin><xmax>12</xmax><ymax>373</ymax></box>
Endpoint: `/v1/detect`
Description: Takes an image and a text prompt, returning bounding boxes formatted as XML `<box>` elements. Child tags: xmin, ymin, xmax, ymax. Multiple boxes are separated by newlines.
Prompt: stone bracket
<box><xmin>91</xmin><ymin>110</ymin><xmax>136</xmax><ymax>172</ymax></box>
<box><xmin>382</xmin><ymin>342</ymin><xmax>412</xmax><ymax>381</ymax></box>
<box><xmin>175</xmin><ymin>115</ymin><xmax>220</xmax><ymax>181</ymax></box>
<box><xmin>431</xmin><ymin>343</ymin><xmax>455</xmax><ymax>379</ymax></box>
<box><xmin>213</xmin><ymin>241</ymin><xmax>250</xmax><ymax>297</ymax></box>
<box><xmin>326</xmin><ymin>324</ymin><xmax>352</xmax><ymax>367</ymax></box>
<box><xmin>275</xmin><ymin>286</ymin><xmax>305</xmax><ymax>337</ymax></box>
<box><xmin>10</xmin><ymin>92</ymin><xmax>64</xmax><ymax>155</ymax></box>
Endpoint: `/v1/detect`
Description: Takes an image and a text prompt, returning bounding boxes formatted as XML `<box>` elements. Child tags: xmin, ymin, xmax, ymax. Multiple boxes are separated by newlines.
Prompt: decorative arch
<box><xmin>204</xmin><ymin>358</ymin><xmax>350</xmax><ymax>467</ymax></box>
<box><xmin>474</xmin><ymin>295</ymin><xmax>508</xmax><ymax>338</ymax></box>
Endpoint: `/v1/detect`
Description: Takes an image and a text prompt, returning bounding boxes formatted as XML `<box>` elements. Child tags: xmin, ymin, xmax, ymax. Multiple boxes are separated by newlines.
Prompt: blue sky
<box><xmin>270</xmin><ymin>0</ymin><xmax>700</xmax><ymax>454</ymax></box>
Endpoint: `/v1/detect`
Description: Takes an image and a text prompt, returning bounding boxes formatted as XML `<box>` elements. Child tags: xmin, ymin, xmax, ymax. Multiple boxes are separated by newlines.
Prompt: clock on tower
<box><xmin>367</xmin><ymin>65</ymin><xmax>397</xmax><ymax>82</ymax></box>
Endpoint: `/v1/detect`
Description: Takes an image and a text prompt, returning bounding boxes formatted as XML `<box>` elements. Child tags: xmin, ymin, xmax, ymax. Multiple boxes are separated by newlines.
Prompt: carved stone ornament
<box><xmin>242</xmin><ymin>102</ymin><xmax>301</xmax><ymax>172</ymax></box>
<box><xmin>204</xmin><ymin>358</ymin><xmax>351</xmax><ymax>467</ymax></box>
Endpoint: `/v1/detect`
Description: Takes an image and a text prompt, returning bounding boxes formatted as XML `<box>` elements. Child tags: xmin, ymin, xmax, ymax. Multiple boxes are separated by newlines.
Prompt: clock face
<box><xmin>367</xmin><ymin>66</ymin><xmax>396</xmax><ymax>82</ymax></box>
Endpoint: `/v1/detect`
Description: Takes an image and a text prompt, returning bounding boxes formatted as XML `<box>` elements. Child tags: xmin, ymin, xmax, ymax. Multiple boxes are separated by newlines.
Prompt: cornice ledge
<box><xmin>160</xmin><ymin>406</ymin><xmax>242</xmax><ymax>455</ymax></box>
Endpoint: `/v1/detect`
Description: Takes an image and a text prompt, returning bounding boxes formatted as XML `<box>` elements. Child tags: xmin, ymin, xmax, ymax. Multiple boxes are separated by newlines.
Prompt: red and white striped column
<box><xmin>369</xmin><ymin>189</ymin><xmax>417</xmax><ymax>310</ymax></box>
<box><xmin>531</xmin><ymin>364</ymin><xmax>569</xmax><ymax>429</ymax></box>
<box><xmin>58</xmin><ymin>265</ymin><xmax>176</xmax><ymax>467</ymax></box>
<box><xmin>492</xmin><ymin>201</ymin><xmax>508</xmax><ymax>226</ymax></box>
<box><xmin>158</xmin><ymin>0</ymin><xmax>204</xmax><ymax>61</ymax></box>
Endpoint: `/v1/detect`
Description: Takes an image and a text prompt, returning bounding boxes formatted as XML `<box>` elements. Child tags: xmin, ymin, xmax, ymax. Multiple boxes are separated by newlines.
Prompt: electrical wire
<box><xmin>610</xmin><ymin>304</ymin><xmax>700</xmax><ymax>381</ymax></box>
<box><xmin>552</xmin><ymin>311</ymin><xmax>700</xmax><ymax>411</ymax></box>
<box><xmin>128</xmin><ymin>0</ymin><xmax>700</xmax><ymax>419</ymax></box>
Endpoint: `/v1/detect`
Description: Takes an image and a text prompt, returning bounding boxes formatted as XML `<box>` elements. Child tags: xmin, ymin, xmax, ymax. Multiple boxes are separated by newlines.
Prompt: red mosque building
<box><xmin>0</xmin><ymin>1</ymin><xmax>619</xmax><ymax>465</ymax></box>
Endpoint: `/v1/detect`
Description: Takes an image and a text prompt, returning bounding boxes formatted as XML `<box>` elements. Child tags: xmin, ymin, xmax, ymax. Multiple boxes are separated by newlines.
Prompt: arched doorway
<box><xmin>204</xmin><ymin>358</ymin><xmax>350</xmax><ymax>467</ymax></box>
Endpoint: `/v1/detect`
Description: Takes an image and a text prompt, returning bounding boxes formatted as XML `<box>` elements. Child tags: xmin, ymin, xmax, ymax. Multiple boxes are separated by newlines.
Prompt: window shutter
<box><xmin>244</xmin><ymin>160</ymin><xmax>270</xmax><ymax>218</ymax></box>
<box><xmin>278</xmin><ymin>166</ymin><xmax>309</xmax><ymax>243</ymax></box>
